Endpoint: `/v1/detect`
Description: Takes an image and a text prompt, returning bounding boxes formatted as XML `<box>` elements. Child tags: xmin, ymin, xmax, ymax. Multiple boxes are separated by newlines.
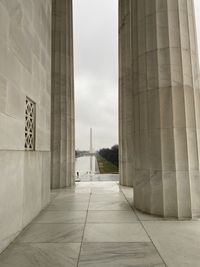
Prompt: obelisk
<box><xmin>90</xmin><ymin>128</ymin><xmax>93</xmax><ymax>172</ymax></box>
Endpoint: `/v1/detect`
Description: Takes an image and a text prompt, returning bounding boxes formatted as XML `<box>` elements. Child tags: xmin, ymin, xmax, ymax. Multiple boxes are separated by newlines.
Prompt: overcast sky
<box><xmin>73</xmin><ymin>0</ymin><xmax>200</xmax><ymax>151</ymax></box>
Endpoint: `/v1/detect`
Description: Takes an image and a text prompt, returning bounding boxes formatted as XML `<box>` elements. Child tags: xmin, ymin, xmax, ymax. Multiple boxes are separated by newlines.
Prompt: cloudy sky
<box><xmin>73</xmin><ymin>0</ymin><xmax>200</xmax><ymax>151</ymax></box>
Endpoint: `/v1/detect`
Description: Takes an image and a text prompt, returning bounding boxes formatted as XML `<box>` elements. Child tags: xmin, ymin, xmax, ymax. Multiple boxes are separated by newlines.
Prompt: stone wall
<box><xmin>0</xmin><ymin>0</ymin><xmax>52</xmax><ymax>253</ymax></box>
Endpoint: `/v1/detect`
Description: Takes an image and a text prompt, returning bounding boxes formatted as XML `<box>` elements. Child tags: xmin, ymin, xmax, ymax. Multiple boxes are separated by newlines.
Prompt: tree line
<box><xmin>98</xmin><ymin>145</ymin><xmax>119</xmax><ymax>167</ymax></box>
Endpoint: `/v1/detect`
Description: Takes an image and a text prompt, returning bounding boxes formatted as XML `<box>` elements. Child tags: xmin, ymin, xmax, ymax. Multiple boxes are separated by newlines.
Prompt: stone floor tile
<box><xmin>78</xmin><ymin>242</ymin><xmax>164</xmax><ymax>267</ymax></box>
<box><xmin>72</xmin><ymin>188</ymin><xmax>91</xmax><ymax>193</ymax></box>
<box><xmin>51</xmin><ymin>198</ymin><xmax>90</xmax><ymax>206</ymax></box>
<box><xmin>60</xmin><ymin>188</ymin><xmax>91</xmax><ymax>194</ymax></box>
<box><xmin>90</xmin><ymin>193</ymin><xmax>126</xmax><ymax>202</ymax></box>
<box><xmin>77</xmin><ymin>174</ymin><xmax>119</xmax><ymax>182</ymax></box>
<box><xmin>47</xmin><ymin>201</ymin><xmax>89</xmax><ymax>211</ymax></box>
<box><xmin>87</xmin><ymin>174</ymin><xmax>119</xmax><ymax>182</ymax></box>
<box><xmin>91</xmin><ymin>181</ymin><xmax>118</xmax><ymax>187</ymax></box>
<box><xmin>34</xmin><ymin>211</ymin><xmax>87</xmax><ymax>224</ymax></box>
<box><xmin>143</xmin><ymin>221</ymin><xmax>200</xmax><ymax>267</ymax></box>
<box><xmin>135</xmin><ymin>210</ymin><xmax>168</xmax><ymax>221</ymax></box>
<box><xmin>89</xmin><ymin>200</ymin><xmax>131</xmax><ymax>211</ymax></box>
<box><xmin>76</xmin><ymin>182</ymin><xmax>92</xmax><ymax>187</ymax></box>
<box><xmin>120</xmin><ymin>187</ymin><xmax>134</xmax><ymax>204</ymax></box>
<box><xmin>83</xmin><ymin>223</ymin><xmax>150</xmax><ymax>242</ymax></box>
<box><xmin>16</xmin><ymin>223</ymin><xmax>84</xmax><ymax>243</ymax></box>
<box><xmin>87</xmin><ymin>211</ymin><xmax>138</xmax><ymax>223</ymax></box>
<box><xmin>120</xmin><ymin>186</ymin><xmax>133</xmax><ymax>197</ymax></box>
<box><xmin>54</xmin><ymin>193</ymin><xmax>90</xmax><ymax>201</ymax></box>
<box><xmin>91</xmin><ymin>185</ymin><xmax>120</xmax><ymax>194</ymax></box>
<box><xmin>0</xmin><ymin>243</ymin><xmax>80</xmax><ymax>267</ymax></box>
<box><xmin>50</xmin><ymin>192</ymin><xmax>58</xmax><ymax>201</ymax></box>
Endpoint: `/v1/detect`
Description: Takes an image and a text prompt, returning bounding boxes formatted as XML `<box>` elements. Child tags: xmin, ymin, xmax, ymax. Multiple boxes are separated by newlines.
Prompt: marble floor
<box><xmin>79</xmin><ymin>173</ymin><xmax>119</xmax><ymax>182</ymax></box>
<box><xmin>0</xmin><ymin>181</ymin><xmax>200</xmax><ymax>266</ymax></box>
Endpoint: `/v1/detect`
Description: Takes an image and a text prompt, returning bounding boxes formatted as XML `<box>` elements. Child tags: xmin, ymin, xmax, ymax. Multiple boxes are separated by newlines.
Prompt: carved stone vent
<box><xmin>25</xmin><ymin>97</ymin><xmax>36</xmax><ymax>151</ymax></box>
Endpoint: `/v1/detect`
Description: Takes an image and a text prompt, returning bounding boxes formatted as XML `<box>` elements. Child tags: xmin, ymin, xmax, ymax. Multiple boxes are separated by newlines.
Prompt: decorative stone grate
<box><xmin>25</xmin><ymin>97</ymin><xmax>36</xmax><ymax>151</ymax></box>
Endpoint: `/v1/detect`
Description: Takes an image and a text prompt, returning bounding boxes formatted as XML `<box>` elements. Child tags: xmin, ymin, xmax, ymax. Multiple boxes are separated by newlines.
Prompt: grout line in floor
<box><xmin>30</xmin><ymin>222</ymin><xmax>88</xmax><ymax>225</ymax></box>
<box><xmin>119</xmin><ymin>185</ymin><xmax>168</xmax><ymax>267</ymax></box>
<box><xmin>76</xmin><ymin>188</ymin><xmax>92</xmax><ymax>267</ymax></box>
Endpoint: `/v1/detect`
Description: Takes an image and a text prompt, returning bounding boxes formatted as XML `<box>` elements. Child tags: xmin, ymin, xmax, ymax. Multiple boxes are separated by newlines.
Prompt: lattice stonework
<box><xmin>25</xmin><ymin>98</ymin><xmax>36</xmax><ymax>151</ymax></box>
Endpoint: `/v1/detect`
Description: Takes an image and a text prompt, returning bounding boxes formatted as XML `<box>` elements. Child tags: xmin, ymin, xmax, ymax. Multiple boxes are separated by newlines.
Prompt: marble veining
<box><xmin>34</xmin><ymin>211</ymin><xmax>87</xmax><ymax>224</ymax></box>
<box><xmin>78</xmin><ymin>242</ymin><xmax>164</xmax><ymax>267</ymax></box>
<box><xmin>83</xmin><ymin>223</ymin><xmax>150</xmax><ymax>242</ymax></box>
<box><xmin>47</xmin><ymin>201</ymin><xmax>89</xmax><ymax>211</ymax></box>
<box><xmin>89</xmin><ymin>200</ymin><xmax>132</xmax><ymax>211</ymax></box>
<box><xmin>90</xmin><ymin>193</ymin><xmax>126</xmax><ymax>202</ymax></box>
<box><xmin>2</xmin><ymin>181</ymin><xmax>199</xmax><ymax>266</ymax></box>
<box><xmin>16</xmin><ymin>223</ymin><xmax>84</xmax><ymax>243</ymax></box>
<box><xmin>0</xmin><ymin>243</ymin><xmax>80</xmax><ymax>267</ymax></box>
<box><xmin>87</xmin><ymin>210</ymin><xmax>138</xmax><ymax>223</ymax></box>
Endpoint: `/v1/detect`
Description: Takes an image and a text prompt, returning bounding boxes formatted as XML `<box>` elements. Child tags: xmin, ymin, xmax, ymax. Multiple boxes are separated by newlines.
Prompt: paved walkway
<box><xmin>0</xmin><ymin>181</ymin><xmax>200</xmax><ymax>266</ymax></box>
<box><xmin>79</xmin><ymin>173</ymin><xmax>119</xmax><ymax>182</ymax></box>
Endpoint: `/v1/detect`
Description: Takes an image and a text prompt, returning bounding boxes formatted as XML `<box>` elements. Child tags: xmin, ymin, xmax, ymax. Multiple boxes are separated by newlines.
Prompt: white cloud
<box><xmin>73</xmin><ymin>0</ymin><xmax>200</xmax><ymax>151</ymax></box>
<box><xmin>73</xmin><ymin>0</ymin><xmax>118</xmax><ymax>151</ymax></box>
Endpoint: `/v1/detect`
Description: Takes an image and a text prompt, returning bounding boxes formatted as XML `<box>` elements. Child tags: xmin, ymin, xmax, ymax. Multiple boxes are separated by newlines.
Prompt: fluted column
<box><xmin>119</xmin><ymin>0</ymin><xmax>134</xmax><ymax>187</ymax></box>
<box><xmin>51</xmin><ymin>0</ymin><xmax>75</xmax><ymax>188</ymax></box>
<box><xmin>120</xmin><ymin>0</ymin><xmax>200</xmax><ymax>218</ymax></box>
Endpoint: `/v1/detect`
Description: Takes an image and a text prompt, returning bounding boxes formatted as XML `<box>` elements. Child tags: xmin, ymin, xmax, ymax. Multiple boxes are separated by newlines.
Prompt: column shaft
<box><xmin>119</xmin><ymin>0</ymin><xmax>200</xmax><ymax>218</ymax></box>
<box><xmin>119</xmin><ymin>0</ymin><xmax>134</xmax><ymax>187</ymax></box>
<box><xmin>51</xmin><ymin>0</ymin><xmax>75</xmax><ymax>188</ymax></box>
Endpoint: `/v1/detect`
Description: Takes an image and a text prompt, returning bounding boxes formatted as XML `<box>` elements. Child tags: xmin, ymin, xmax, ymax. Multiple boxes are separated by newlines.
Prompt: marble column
<box><xmin>51</xmin><ymin>0</ymin><xmax>75</xmax><ymax>188</ymax></box>
<box><xmin>119</xmin><ymin>0</ymin><xmax>134</xmax><ymax>187</ymax></box>
<box><xmin>119</xmin><ymin>0</ymin><xmax>200</xmax><ymax>218</ymax></box>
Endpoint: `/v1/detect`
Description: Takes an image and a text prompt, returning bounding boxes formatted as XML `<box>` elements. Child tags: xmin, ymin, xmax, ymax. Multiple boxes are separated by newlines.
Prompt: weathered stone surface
<box><xmin>0</xmin><ymin>74</ymin><xmax>7</xmax><ymax>113</ymax></box>
<box><xmin>119</xmin><ymin>0</ymin><xmax>200</xmax><ymax>218</ymax></box>
<box><xmin>0</xmin><ymin>113</ymin><xmax>24</xmax><ymax>150</ymax></box>
<box><xmin>51</xmin><ymin>0</ymin><xmax>75</xmax><ymax>188</ymax></box>
<box><xmin>119</xmin><ymin>0</ymin><xmax>134</xmax><ymax>187</ymax></box>
<box><xmin>5</xmin><ymin>83</ymin><xmax>25</xmax><ymax>120</ymax></box>
<box><xmin>0</xmin><ymin>0</ymin><xmax>51</xmax><ymax>253</ymax></box>
<box><xmin>0</xmin><ymin>151</ymin><xmax>24</xmax><ymax>253</ymax></box>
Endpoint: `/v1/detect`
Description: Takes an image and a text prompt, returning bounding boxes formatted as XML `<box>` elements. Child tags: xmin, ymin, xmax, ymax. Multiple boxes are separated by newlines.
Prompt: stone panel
<box><xmin>0</xmin><ymin>0</ymin><xmax>51</xmax><ymax>253</ymax></box>
<box><xmin>22</xmin><ymin>152</ymin><xmax>42</xmax><ymax>227</ymax></box>
<box><xmin>0</xmin><ymin>113</ymin><xmax>24</xmax><ymax>150</ymax></box>
<box><xmin>0</xmin><ymin>151</ymin><xmax>24</xmax><ymax>253</ymax></box>
<box><xmin>5</xmin><ymin>83</ymin><xmax>25</xmax><ymax>120</ymax></box>
<box><xmin>0</xmin><ymin>74</ymin><xmax>7</xmax><ymax>113</ymax></box>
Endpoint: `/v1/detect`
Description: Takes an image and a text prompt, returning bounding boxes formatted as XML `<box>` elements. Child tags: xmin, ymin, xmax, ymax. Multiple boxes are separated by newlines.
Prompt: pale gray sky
<box><xmin>73</xmin><ymin>0</ymin><xmax>200</xmax><ymax>151</ymax></box>
<box><xmin>73</xmin><ymin>0</ymin><xmax>118</xmax><ymax>151</ymax></box>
